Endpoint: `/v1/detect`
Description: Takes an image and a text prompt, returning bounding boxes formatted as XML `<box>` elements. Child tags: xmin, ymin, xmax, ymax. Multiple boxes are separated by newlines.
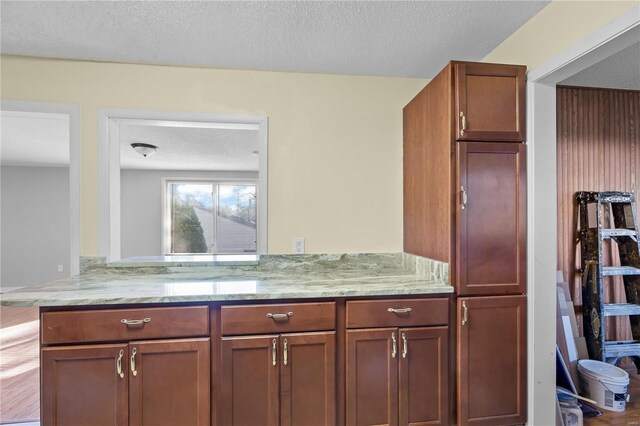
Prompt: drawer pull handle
<box><xmin>460</xmin><ymin>111</ymin><xmax>467</xmax><ymax>136</ymax></box>
<box><xmin>387</xmin><ymin>307</ymin><xmax>412</xmax><ymax>314</ymax></box>
<box><xmin>462</xmin><ymin>301</ymin><xmax>469</xmax><ymax>325</ymax></box>
<box><xmin>272</xmin><ymin>338</ymin><xmax>277</xmax><ymax>366</ymax></box>
<box><xmin>461</xmin><ymin>186</ymin><xmax>468</xmax><ymax>210</ymax></box>
<box><xmin>266</xmin><ymin>312</ymin><xmax>294</xmax><ymax>320</ymax></box>
<box><xmin>130</xmin><ymin>347</ymin><xmax>138</xmax><ymax>376</ymax></box>
<box><xmin>391</xmin><ymin>332</ymin><xmax>397</xmax><ymax>358</ymax></box>
<box><xmin>116</xmin><ymin>350</ymin><xmax>124</xmax><ymax>378</ymax></box>
<box><xmin>402</xmin><ymin>333</ymin><xmax>408</xmax><ymax>359</ymax></box>
<box><xmin>121</xmin><ymin>318</ymin><xmax>151</xmax><ymax>326</ymax></box>
<box><xmin>283</xmin><ymin>338</ymin><xmax>288</xmax><ymax>366</ymax></box>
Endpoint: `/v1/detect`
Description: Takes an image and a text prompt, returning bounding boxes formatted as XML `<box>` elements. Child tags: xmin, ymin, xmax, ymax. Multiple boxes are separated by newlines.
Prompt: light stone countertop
<box><xmin>0</xmin><ymin>253</ymin><xmax>453</xmax><ymax>307</ymax></box>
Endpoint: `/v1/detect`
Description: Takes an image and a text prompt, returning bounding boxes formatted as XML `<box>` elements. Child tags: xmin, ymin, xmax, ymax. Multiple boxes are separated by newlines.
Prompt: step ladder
<box><xmin>577</xmin><ymin>191</ymin><xmax>640</xmax><ymax>370</ymax></box>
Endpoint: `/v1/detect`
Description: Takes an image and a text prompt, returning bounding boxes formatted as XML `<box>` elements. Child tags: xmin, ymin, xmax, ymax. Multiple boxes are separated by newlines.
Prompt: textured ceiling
<box><xmin>560</xmin><ymin>42</ymin><xmax>640</xmax><ymax>90</ymax></box>
<box><xmin>1</xmin><ymin>111</ymin><xmax>69</xmax><ymax>167</ymax></box>
<box><xmin>0</xmin><ymin>1</ymin><xmax>549</xmax><ymax>78</ymax></box>
<box><xmin>119</xmin><ymin>123</ymin><xmax>259</xmax><ymax>171</ymax></box>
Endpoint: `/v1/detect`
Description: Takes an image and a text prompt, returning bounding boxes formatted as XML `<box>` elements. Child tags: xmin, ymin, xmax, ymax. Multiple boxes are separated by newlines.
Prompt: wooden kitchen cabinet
<box><xmin>404</xmin><ymin>60</ymin><xmax>527</xmax><ymax>425</ymax></box>
<box><xmin>42</xmin><ymin>338</ymin><xmax>210</xmax><ymax>426</ymax></box>
<box><xmin>129</xmin><ymin>338</ymin><xmax>210</xmax><ymax>426</ymax></box>
<box><xmin>404</xmin><ymin>61</ymin><xmax>527</xmax><ymax>289</ymax></box>
<box><xmin>455</xmin><ymin>62</ymin><xmax>526</xmax><ymax>142</ymax></box>
<box><xmin>457</xmin><ymin>296</ymin><xmax>526</xmax><ymax>426</ymax></box>
<box><xmin>281</xmin><ymin>332</ymin><xmax>336</xmax><ymax>426</ymax></box>
<box><xmin>220</xmin><ymin>331</ymin><xmax>335</xmax><ymax>426</ymax></box>
<box><xmin>399</xmin><ymin>327</ymin><xmax>449</xmax><ymax>426</ymax></box>
<box><xmin>346</xmin><ymin>327</ymin><xmax>449</xmax><ymax>426</ymax></box>
<box><xmin>457</xmin><ymin>142</ymin><xmax>527</xmax><ymax>296</ymax></box>
<box><xmin>346</xmin><ymin>328</ymin><xmax>398</xmax><ymax>426</ymax></box>
<box><xmin>220</xmin><ymin>335</ymin><xmax>280</xmax><ymax>426</ymax></box>
<box><xmin>40</xmin><ymin>305</ymin><xmax>210</xmax><ymax>426</ymax></box>
<box><xmin>41</xmin><ymin>344</ymin><xmax>129</xmax><ymax>426</ymax></box>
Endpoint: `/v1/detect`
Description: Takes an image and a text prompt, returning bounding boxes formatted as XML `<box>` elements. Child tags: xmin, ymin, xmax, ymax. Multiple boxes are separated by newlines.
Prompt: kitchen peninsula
<box><xmin>1</xmin><ymin>253</ymin><xmax>454</xmax><ymax>426</ymax></box>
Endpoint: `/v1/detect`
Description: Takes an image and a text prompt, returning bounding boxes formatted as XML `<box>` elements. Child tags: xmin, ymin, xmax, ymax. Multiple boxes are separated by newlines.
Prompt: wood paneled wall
<box><xmin>557</xmin><ymin>85</ymin><xmax>640</xmax><ymax>340</ymax></box>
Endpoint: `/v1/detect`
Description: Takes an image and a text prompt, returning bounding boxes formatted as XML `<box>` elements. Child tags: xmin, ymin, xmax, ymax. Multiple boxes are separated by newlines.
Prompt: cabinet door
<box><xmin>455</xmin><ymin>63</ymin><xmax>526</xmax><ymax>142</ymax></box>
<box><xmin>220</xmin><ymin>335</ymin><xmax>280</xmax><ymax>426</ymax></box>
<box><xmin>129</xmin><ymin>338</ymin><xmax>210</xmax><ymax>426</ymax></box>
<box><xmin>280</xmin><ymin>331</ymin><xmax>336</xmax><ymax>426</ymax></box>
<box><xmin>457</xmin><ymin>296</ymin><xmax>526</xmax><ymax>426</ymax></box>
<box><xmin>399</xmin><ymin>327</ymin><xmax>449</xmax><ymax>426</ymax></box>
<box><xmin>346</xmin><ymin>328</ymin><xmax>398</xmax><ymax>426</ymax></box>
<box><xmin>41</xmin><ymin>344</ymin><xmax>128</xmax><ymax>426</ymax></box>
<box><xmin>457</xmin><ymin>142</ymin><xmax>526</xmax><ymax>296</ymax></box>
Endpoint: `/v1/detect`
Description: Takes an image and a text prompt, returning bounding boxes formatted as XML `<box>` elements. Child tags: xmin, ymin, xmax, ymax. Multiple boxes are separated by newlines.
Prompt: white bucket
<box><xmin>577</xmin><ymin>359</ymin><xmax>629</xmax><ymax>412</ymax></box>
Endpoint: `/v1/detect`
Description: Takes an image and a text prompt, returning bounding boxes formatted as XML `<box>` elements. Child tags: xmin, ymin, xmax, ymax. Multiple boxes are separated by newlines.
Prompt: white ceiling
<box><xmin>0</xmin><ymin>1</ymin><xmax>549</xmax><ymax>78</ymax></box>
<box><xmin>560</xmin><ymin>42</ymin><xmax>640</xmax><ymax>90</ymax></box>
<box><xmin>119</xmin><ymin>123</ymin><xmax>259</xmax><ymax>171</ymax></box>
<box><xmin>0</xmin><ymin>111</ymin><xmax>69</xmax><ymax>167</ymax></box>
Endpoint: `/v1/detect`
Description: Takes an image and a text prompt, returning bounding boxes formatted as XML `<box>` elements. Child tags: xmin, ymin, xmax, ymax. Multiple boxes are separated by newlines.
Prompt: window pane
<box><xmin>170</xmin><ymin>183</ymin><xmax>213</xmax><ymax>254</ymax></box>
<box><xmin>216</xmin><ymin>185</ymin><xmax>257</xmax><ymax>253</ymax></box>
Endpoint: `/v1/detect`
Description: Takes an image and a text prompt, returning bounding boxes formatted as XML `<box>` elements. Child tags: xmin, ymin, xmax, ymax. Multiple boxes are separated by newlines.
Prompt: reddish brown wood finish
<box><xmin>220</xmin><ymin>335</ymin><xmax>280</xmax><ymax>426</ymax></box>
<box><xmin>210</xmin><ymin>305</ymin><xmax>221</xmax><ymax>426</ymax></box>
<box><xmin>455</xmin><ymin>63</ymin><xmax>526</xmax><ymax>142</ymax></box>
<box><xmin>403</xmin><ymin>64</ymin><xmax>455</xmax><ymax>262</ymax></box>
<box><xmin>280</xmin><ymin>331</ymin><xmax>336</xmax><ymax>426</ymax></box>
<box><xmin>457</xmin><ymin>296</ymin><xmax>527</xmax><ymax>426</ymax></box>
<box><xmin>41</xmin><ymin>344</ymin><xmax>128</xmax><ymax>426</ymax></box>
<box><xmin>556</xmin><ymin>86</ymin><xmax>640</xmax><ymax>339</ymax></box>
<box><xmin>346</xmin><ymin>328</ymin><xmax>398</xmax><ymax>426</ymax></box>
<box><xmin>456</xmin><ymin>142</ymin><xmax>527</xmax><ymax>296</ymax></box>
<box><xmin>220</xmin><ymin>302</ymin><xmax>335</xmax><ymax>335</ymax></box>
<box><xmin>399</xmin><ymin>327</ymin><xmax>449</xmax><ymax>426</ymax></box>
<box><xmin>41</xmin><ymin>306</ymin><xmax>209</xmax><ymax>344</ymax></box>
<box><xmin>346</xmin><ymin>298</ymin><xmax>449</xmax><ymax>329</ymax></box>
<box><xmin>128</xmin><ymin>338</ymin><xmax>210</xmax><ymax>426</ymax></box>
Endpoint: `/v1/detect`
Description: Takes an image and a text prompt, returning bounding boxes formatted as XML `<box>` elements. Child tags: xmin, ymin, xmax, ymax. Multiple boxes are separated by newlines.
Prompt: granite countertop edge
<box><xmin>0</xmin><ymin>253</ymin><xmax>454</xmax><ymax>307</ymax></box>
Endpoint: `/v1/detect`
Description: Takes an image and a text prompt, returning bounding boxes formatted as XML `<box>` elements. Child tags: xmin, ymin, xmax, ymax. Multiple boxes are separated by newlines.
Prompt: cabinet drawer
<box><xmin>346</xmin><ymin>298</ymin><xmax>448</xmax><ymax>328</ymax></box>
<box><xmin>221</xmin><ymin>302</ymin><xmax>335</xmax><ymax>335</ymax></box>
<box><xmin>41</xmin><ymin>306</ymin><xmax>209</xmax><ymax>345</ymax></box>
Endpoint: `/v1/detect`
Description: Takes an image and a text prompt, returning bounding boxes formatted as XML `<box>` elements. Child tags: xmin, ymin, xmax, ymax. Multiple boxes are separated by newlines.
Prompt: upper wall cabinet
<box><xmin>455</xmin><ymin>63</ymin><xmax>526</xmax><ymax>142</ymax></box>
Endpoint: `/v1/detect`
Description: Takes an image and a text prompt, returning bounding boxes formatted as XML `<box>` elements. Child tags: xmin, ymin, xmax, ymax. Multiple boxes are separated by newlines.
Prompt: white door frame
<box><xmin>1</xmin><ymin>99</ymin><xmax>81</xmax><ymax>276</ymax></box>
<box><xmin>98</xmin><ymin>108</ymin><xmax>268</xmax><ymax>261</ymax></box>
<box><xmin>526</xmin><ymin>6</ymin><xmax>639</xmax><ymax>425</ymax></box>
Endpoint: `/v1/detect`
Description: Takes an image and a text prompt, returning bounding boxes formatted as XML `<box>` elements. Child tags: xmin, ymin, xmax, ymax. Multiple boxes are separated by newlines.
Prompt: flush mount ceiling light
<box><xmin>131</xmin><ymin>142</ymin><xmax>158</xmax><ymax>158</ymax></box>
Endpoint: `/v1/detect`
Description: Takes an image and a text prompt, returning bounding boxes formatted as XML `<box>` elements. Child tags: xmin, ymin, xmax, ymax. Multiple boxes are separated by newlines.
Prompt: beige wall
<box><xmin>2</xmin><ymin>1</ymin><xmax>635</xmax><ymax>257</ymax></box>
<box><xmin>483</xmin><ymin>0</ymin><xmax>638</xmax><ymax>70</ymax></box>
<box><xmin>0</xmin><ymin>55</ymin><xmax>427</xmax><ymax>255</ymax></box>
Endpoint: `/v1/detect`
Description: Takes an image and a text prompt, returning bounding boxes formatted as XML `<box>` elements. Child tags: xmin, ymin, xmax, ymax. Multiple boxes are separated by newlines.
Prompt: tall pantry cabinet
<box><xmin>403</xmin><ymin>61</ymin><xmax>527</xmax><ymax>426</ymax></box>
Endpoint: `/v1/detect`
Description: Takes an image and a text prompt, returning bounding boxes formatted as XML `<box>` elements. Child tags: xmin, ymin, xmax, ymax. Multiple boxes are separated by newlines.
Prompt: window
<box><xmin>164</xmin><ymin>181</ymin><xmax>257</xmax><ymax>254</ymax></box>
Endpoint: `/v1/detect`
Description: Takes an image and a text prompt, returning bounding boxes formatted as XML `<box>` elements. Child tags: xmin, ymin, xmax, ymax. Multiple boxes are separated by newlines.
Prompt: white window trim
<box><xmin>98</xmin><ymin>108</ymin><xmax>268</xmax><ymax>261</ymax></box>
<box><xmin>161</xmin><ymin>177</ymin><xmax>258</xmax><ymax>255</ymax></box>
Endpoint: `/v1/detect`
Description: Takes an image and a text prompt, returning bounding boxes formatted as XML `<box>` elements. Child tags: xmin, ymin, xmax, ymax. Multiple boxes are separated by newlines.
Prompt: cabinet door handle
<box><xmin>391</xmin><ymin>332</ymin><xmax>397</xmax><ymax>358</ymax></box>
<box><xmin>266</xmin><ymin>312</ymin><xmax>294</xmax><ymax>320</ymax></box>
<box><xmin>388</xmin><ymin>307</ymin><xmax>412</xmax><ymax>314</ymax></box>
<box><xmin>283</xmin><ymin>338</ymin><xmax>288</xmax><ymax>366</ymax></box>
<box><xmin>130</xmin><ymin>347</ymin><xmax>138</xmax><ymax>376</ymax></box>
<box><xmin>460</xmin><ymin>111</ymin><xmax>467</xmax><ymax>135</ymax></box>
<box><xmin>121</xmin><ymin>318</ymin><xmax>151</xmax><ymax>326</ymax></box>
<box><xmin>401</xmin><ymin>333</ymin><xmax>408</xmax><ymax>359</ymax></box>
<box><xmin>460</xmin><ymin>186</ymin><xmax>468</xmax><ymax>210</ymax></box>
<box><xmin>462</xmin><ymin>301</ymin><xmax>469</xmax><ymax>325</ymax></box>
<box><xmin>272</xmin><ymin>338</ymin><xmax>277</xmax><ymax>366</ymax></box>
<box><xmin>116</xmin><ymin>349</ymin><xmax>124</xmax><ymax>378</ymax></box>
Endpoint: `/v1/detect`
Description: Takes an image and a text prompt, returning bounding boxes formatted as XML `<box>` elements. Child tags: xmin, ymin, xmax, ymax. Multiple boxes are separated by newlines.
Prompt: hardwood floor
<box><xmin>585</xmin><ymin>362</ymin><xmax>640</xmax><ymax>426</ymax></box>
<box><xmin>0</xmin><ymin>306</ymin><xmax>40</xmax><ymax>424</ymax></box>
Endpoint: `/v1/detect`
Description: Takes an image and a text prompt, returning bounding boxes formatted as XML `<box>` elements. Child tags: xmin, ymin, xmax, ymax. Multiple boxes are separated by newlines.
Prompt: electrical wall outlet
<box><xmin>293</xmin><ymin>237</ymin><xmax>305</xmax><ymax>254</ymax></box>
<box><xmin>57</xmin><ymin>265</ymin><xmax>64</xmax><ymax>272</ymax></box>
